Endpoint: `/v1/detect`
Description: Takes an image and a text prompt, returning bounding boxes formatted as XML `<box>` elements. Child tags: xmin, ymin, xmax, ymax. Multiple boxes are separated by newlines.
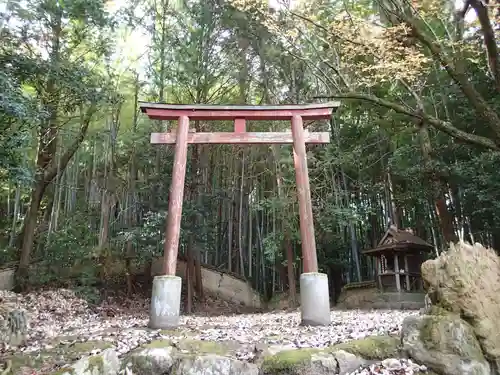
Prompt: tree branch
<box><xmin>330</xmin><ymin>92</ymin><xmax>499</xmax><ymax>150</ymax></box>
<box><xmin>43</xmin><ymin>104</ymin><xmax>97</xmax><ymax>184</ymax></box>
<box><xmin>469</xmin><ymin>0</ymin><xmax>500</xmax><ymax>92</ymax></box>
<box><xmin>404</xmin><ymin>16</ymin><xmax>500</xmax><ymax>143</ymax></box>
<box><xmin>289</xmin><ymin>11</ymin><xmax>364</xmax><ymax>47</ymax></box>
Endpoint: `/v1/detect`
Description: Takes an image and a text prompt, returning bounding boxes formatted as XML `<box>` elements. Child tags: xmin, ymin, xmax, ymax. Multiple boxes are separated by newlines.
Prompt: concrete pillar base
<box><xmin>148</xmin><ymin>275</ymin><xmax>182</xmax><ymax>329</ymax></box>
<box><xmin>300</xmin><ymin>272</ymin><xmax>331</xmax><ymax>326</ymax></box>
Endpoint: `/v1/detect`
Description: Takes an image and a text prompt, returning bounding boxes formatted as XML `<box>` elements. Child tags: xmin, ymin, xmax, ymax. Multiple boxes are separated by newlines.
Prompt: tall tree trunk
<box><xmin>125</xmin><ymin>73</ymin><xmax>140</xmax><ymax>295</ymax></box>
<box><xmin>285</xmin><ymin>236</ymin><xmax>297</xmax><ymax>303</ymax></box>
<box><xmin>186</xmin><ymin>121</ymin><xmax>205</xmax><ymax>306</ymax></box>
<box><xmin>227</xmin><ymin>163</ymin><xmax>234</xmax><ymax>273</ymax></box>
<box><xmin>9</xmin><ymin>185</ymin><xmax>21</xmax><ymax>248</ymax></box>
<box><xmin>18</xmin><ymin>182</ymin><xmax>46</xmax><ymax>280</ymax></box>
<box><xmin>419</xmin><ymin>123</ymin><xmax>457</xmax><ymax>244</ymax></box>
<box><xmin>248</xmin><ymin>195</ymin><xmax>253</xmax><ymax>278</ymax></box>
<box><xmin>237</xmin><ymin>151</ymin><xmax>245</xmax><ymax>277</ymax></box>
<box><xmin>386</xmin><ymin>171</ymin><xmax>400</xmax><ymax>227</ymax></box>
<box><xmin>185</xmin><ymin>236</ymin><xmax>195</xmax><ymax>314</ymax></box>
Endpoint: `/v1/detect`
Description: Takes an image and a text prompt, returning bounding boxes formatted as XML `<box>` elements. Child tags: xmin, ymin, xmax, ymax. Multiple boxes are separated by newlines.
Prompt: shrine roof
<box><xmin>362</xmin><ymin>225</ymin><xmax>434</xmax><ymax>255</ymax></box>
<box><xmin>139</xmin><ymin>101</ymin><xmax>341</xmax><ymax>121</ymax></box>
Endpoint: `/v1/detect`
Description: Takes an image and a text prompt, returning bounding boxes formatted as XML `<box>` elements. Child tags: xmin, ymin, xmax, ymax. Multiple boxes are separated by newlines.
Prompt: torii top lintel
<box><xmin>139</xmin><ymin>101</ymin><xmax>340</xmax><ymax>121</ymax></box>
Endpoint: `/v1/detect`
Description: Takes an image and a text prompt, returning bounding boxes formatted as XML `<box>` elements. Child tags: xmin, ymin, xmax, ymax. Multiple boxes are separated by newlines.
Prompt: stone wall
<box><xmin>0</xmin><ymin>266</ymin><xmax>15</xmax><ymax>291</ymax></box>
<box><xmin>337</xmin><ymin>282</ymin><xmax>425</xmax><ymax>310</ymax></box>
<box><xmin>150</xmin><ymin>257</ymin><xmax>262</xmax><ymax>309</ymax></box>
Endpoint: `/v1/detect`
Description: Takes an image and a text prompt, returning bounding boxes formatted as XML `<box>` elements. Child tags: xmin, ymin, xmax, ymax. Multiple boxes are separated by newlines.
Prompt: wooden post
<box><xmin>162</xmin><ymin>116</ymin><xmax>190</xmax><ymax>275</ymax></box>
<box><xmin>404</xmin><ymin>255</ymin><xmax>410</xmax><ymax>291</ymax></box>
<box><xmin>394</xmin><ymin>253</ymin><xmax>401</xmax><ymax>292</ymax></box>
<box><xmin>291</xmin><ymin>115</ymin><xmax>318</xmax><ymax>273</ymax></box>
<box><xmin>376</xmin><ymin>256</ymin><xmax>383</xmax><ymax>290</ymax></box>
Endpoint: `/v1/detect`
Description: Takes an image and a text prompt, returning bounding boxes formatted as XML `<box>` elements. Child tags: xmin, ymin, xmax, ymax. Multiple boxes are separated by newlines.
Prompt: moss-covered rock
<box><xmin>55</xmin><ymin>348</ymin><xmax>120</xmax><ymax>375</ymax></box>
<box><xmin>259</xmin><ymin>335</ymin><xmax>403</xmax><ymax>375</ymax></box>
<box><xmin>329</xmin><ymin>335</ymin><xmax>402</xmax><ymax>360</ymax></box>
<box><xmin>86</xmin><ymin>355</ymin><xmax>105</xmax><ymax>373</ymax></box>
<box><xmin>6</xmin><ymin>353</ymin><xmax>45</xmax><ymax>373</ymax></box>
<box><xmin>261</xmin><ymin>348</ymin><xmax>340</xmax><ymax>375</ymax></box>
<box><xmin>421</xmin><ymin>241</ymin><xmax>500</xmax><ymax>371</ymax></box>
<box><xmin>261</xmin><ymin>347</ymin><xmax>322</xmax><ymax>372</ymax></box>
<box><xmin>122</xmin><ymin>341</ymin><xmax>175</xmax><ymax>375</ymax></box>
<box><xmin>6</xmin><ymin>340</ymin><xmax>113</xmax><ymax>374</ymax></box>
<box><xmin>402</xmin><ymin>313</ymin><xmax>491</xmax><ymax>375</ymax></box>
<box><xmin>260</xmin><ymin>346</ymin><xmax>374</xmax><ymax>375</ymax></box>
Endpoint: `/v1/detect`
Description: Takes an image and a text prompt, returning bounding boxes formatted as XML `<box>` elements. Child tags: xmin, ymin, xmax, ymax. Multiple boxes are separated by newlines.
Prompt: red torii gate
<box><xmin>140</xmin><ymin>102</ymin><xmax>340</xmax><ymax>328</ymax></box>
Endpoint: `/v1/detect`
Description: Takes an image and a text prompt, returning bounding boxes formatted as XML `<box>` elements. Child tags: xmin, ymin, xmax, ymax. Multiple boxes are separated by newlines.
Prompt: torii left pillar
<box><xmin>142</xmin><ymin>102</ymin><xmax>340</xmax><ymax>328</ymax></box>
<box><xmin>148</xmin><ymin>116</ymin><xmax>190</xmax><ymax>329</ymax></box>
<box><xmin>291</xmin><ymin>115</ymin><xmax>330</xmax><ymax>326</ymax></box>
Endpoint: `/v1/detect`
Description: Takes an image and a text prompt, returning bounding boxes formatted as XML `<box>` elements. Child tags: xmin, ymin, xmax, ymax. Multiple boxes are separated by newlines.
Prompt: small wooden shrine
<box><xmin>362</xmin><ymin>225</ymin><xmax>433</xmax><ymax>292</ymax></box>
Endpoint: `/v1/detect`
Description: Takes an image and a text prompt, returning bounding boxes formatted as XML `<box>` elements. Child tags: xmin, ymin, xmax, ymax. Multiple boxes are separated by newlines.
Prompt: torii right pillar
<box><xmin>291</xmin><ymin>115</ymin><xmax>331</xmax><ymax>326</ymax></box>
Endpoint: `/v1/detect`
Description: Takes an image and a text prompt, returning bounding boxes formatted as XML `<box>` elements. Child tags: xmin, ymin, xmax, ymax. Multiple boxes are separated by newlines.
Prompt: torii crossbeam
<box><xmin>140</xmin><ymin>101</ymin><xmax>341</xmax><ymax>329</ymax></box>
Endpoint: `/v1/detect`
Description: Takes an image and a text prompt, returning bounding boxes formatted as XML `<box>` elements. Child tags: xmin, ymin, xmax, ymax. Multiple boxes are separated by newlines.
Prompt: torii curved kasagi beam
<box><xmin>140</xmin><ymin>101</ymin><xmax>339</xmax><ymax>120</ymax></box>
<box><xmin>140</xmin><ymin>101</ymin><xmax>341</xmax><ymax>329</ymax></box>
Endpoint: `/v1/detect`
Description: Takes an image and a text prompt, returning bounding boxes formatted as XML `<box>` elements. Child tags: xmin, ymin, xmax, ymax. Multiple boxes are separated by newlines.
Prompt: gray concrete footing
<box><xmin>300</xmin><ymin>272</ymin><xmax>331</xmax><ymax>326</ymax></box>
<box><xmin>148</xmin><ymin>275</ymin><xmax>182</xmax><ymax>329</ymax></box>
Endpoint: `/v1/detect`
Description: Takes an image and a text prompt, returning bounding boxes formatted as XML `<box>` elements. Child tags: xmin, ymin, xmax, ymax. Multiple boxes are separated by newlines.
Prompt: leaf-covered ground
<box><xmin>0</xmin><ymin>289</ymin><xmax>423</xmax><ymax>374</ymax></box>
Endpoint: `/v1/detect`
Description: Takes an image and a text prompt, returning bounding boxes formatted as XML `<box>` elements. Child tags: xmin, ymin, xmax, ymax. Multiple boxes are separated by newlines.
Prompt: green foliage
<box><xmin>0</xmin><ymin>68</ymin><xmax>38</xmax><ymax>182</ymax></box>
<box><xmin>262</xmin><ymin>232</ymin><xmax>283</xmax><ymax>261</ymax></box>
<box><xmin>135</xmin><ymin>211</ymin><xmax>167</xmax><ymax>259</ymax></box>
<box><xmin>43</xmin><ymin>217</ymin><xmax>96</xmax><ymax>266</ymax></box>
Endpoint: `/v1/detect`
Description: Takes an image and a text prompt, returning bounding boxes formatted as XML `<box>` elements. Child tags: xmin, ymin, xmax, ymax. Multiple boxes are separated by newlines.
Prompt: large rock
<box><xmin>6</xmin><ymin>340</ymin><xmax>115</xmax><ymax>374</ymax></box>
<box><xmin>261</xmin><ymin>347</ymin><xmax>368</xmax><ymax>375</ymax></box>
<box><xmin>123</xmin><ymin>345</ymin><xmax>175</xmax><ymax>374</ymax></box>
<box><xmin>57</xmin><ymin>348</ymin><xmax>120</xmax><ymax>375</ymax></box>
<box><xmin>122</xmin><ymin>339</ymin><xmax>259</xmax><ymax>375</ymax></box>
<box><xmin>174</xmin><ymin>355</ymin><xmax>260</xmax><ymax>375</ymax></box>
<box><xmin>402</xmin><ymin>313</ymin><xmax>491</xmax><ymax>375</ymax></box>
<box><xmin>0</xmin><ymin>305</ymin><xmax>28</xmax><ymax>347</ymax></box>
<box><xmin>124</xmin><ymin>342</ymin><xmax>259</xmax><ymax>375</ymax></box>
<box><xmin>328</xmin><ymin>350</ymin><xmax>368</xmax><ymax>374</ymax></box>
<box><xmin>421</xmin><ymin>242</ymin><xmax>500</xmax><ymax>371</ymax></box>
<box><xmin>260</xmin><ymin>335</ymin><xmax>402</xmax><ymax>375</ymax></box>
